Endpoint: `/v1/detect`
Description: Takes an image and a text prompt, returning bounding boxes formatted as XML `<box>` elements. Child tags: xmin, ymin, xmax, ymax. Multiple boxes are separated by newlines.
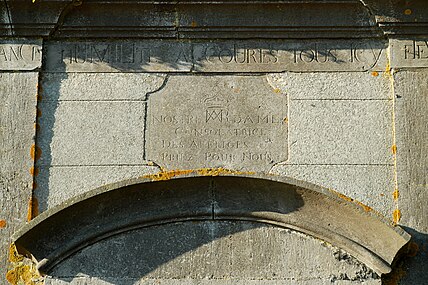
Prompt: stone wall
<box><xmin>0</xmin><ymin>1</ymin><xmax>427</xmax><ymax>284</ymax></box>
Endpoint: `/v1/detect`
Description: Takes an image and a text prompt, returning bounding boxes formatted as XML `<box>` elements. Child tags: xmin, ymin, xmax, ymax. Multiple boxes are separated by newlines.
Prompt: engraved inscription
<box><xmin>0</xmin><ymin>41</ymin><xmax>42</xmax><ymax>70</ymax></box>
<box><xmin>46</xmin><ymin>40</ymin><xmax>386</xmax><ymax>72</ymax></box>
<box><xmin>390</xmin><ymin>39</ymin><xmax>428</xmax><ymax>68</ymax></box>
<box><xmin>403</xmin><ymin>40</ymin><xmax>428</xmax><ymax>60</ymax></box>
<box><xmin>199</xmin><ymin>44</ymin><xmax>279</xmax><ymax>65</ymax></box>
<box><xmin>61</xmin><ymin>43</ymin><xmax>150</xmax><ymax>64</ymax></box>
<box><xmin>146</xmin><ymin>76</ymin><xmax>288</xmax><ymax>172</ymax></box>
<box><xmin>193</xmin><ymin>41</ymin><xmax>385</xmax><ymax>72</ymax></box>
<box><xmin>47</xmin><ymin>41</ymin><xmax>192</xmax><ymax>72</ymax></box>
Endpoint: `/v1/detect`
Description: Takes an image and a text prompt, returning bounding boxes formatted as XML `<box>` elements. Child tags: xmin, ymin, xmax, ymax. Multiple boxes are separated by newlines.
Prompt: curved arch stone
<box><xmin>13</xmin><ymin>172</ymin><xmax>410</xmax><ymax>275</ymax></box>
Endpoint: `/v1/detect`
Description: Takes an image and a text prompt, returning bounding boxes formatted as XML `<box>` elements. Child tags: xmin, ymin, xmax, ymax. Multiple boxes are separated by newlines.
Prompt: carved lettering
<box><xmin>0</xmin><ymin>42</ymin><xmax>42</xmax><ymax>70</ymax></box>
<box><xmin>202</xmin><ymin>44</ymin><xmax>279</xmax><ymax>65</ymax></box>
<box><xmin>61</xmin><ymin>43</ymin><xmax>150</xmax><ymax>65</ymax></box>
<box><xmin>0</xmin><ymin>44</ymin><xmax>40</xmax><ymax>62</ymax></box>
<box><xmin>147</xmin><ymin>76</ymin><xmax>288</xmax><ymax>171</ymax></box>
<box><xmin>404</xmin><ymin>40</ymin><xmax>428</xmax><ymax>60</ymax></box>
<box><xmin>47</xmin><ymin>40</ymin><xmax>387</xmax><ymax>72</ymax></box>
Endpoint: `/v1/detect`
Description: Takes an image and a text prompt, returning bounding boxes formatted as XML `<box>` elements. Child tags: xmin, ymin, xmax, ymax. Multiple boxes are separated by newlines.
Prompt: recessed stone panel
<box><xmin>267</xmin><ymin>72</ymin><xmax>391</xmax><ymax>100</ymax></box>
<box><xmin>270</xmin><ymin>164</ymin><xmax>395</xmax><ymax>217</ymax></box>
<box><xmin>146</xmin><ymin>75</ymin><xmax>288</xmax><ymax>172</ymax></box>
<box><xmin>288</xmin><ymin>100</ymin><xmax>393</xmax><ymax>165</ymax></box>
<box><xmin>37</xmin><ymin>101</ymin><xmax>146</xmax><ymax>166</ymax></box>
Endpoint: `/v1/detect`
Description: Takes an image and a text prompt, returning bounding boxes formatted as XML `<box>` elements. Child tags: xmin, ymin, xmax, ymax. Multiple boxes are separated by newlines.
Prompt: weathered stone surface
<box><xmin>47</xmin><ymin>221</ymin><xmax>380</xmax><ymax>284</ymax></box>
<box><xmin>0</xmin><ymin>40</ymin><xmax>42</xmax><ymax>70</ymax></box>
<box><xmin>45</xmin><ymin>40</ymin><xmax>387</xmax><ymax>73</ymax></box>
<box><xmin>393</xmin><ymin>70</ymin><xmax>428</xmax><ymax>284</ymax></box>
<box><xmin>394</xmin><ymin>70</ymin><xmax>428</xmax><ymax>231</ymax></box>
<box><xmin>390</xmin><ymin>39</ymin><xmax>428</xmax><ymax>69</ymax></box>
<box><xmin>41</xmin><ymin>73</ymin><xmax>166</xmax><ymax>101</ymax></box>
<box><xmin>13</xmin><ymin>175</ymin><xmax>410</xmax><ymax>276</ymax></box>
<box><xmin>193</xmin><ymin>40</ymin><xmax>387</xmax><ymax>73</ymax></box>
<box><xmin>37</xmin><ymin>101</ymin><xmax>146</xmax><ymax>166</ymax></box>
<box><xmin>0</xmin><ymin>73</ymin><xmax>38</xmax><ymax>281</ymax></box>
<box><xmin>270</xmin><ymin>165</ymin><xmax>395</xmax><ymax>218</ymax></box>
<box><xmin>2</xmin><ymin>2</ymin><xmax>427</xmax><ymax>285</ymax></box>
<box><xmin>288</xmin><ymin>100</ymin><xmax>393</xmax><ymax>165</ymax></box>
<box><xmin>37</xmin><ymin>72</ymin><xmax>166</xmax><ymax>168</ymax></box>
<box><xmin>45</xmin><ymin>41</ymin><xmax>192</xmax><ymax>72</ymax></box>
<box><xmin>45</xmin><ymin>278</ymin><xmax>380</xmax><ymax>285</ymax></box>
<box><xmin>146</xmin><ymin>75</ymin><xmax>288</xmax><ymax>172</ymax></box>
<box><xmin>267</xmin><ymin>72</ymin><xmax>391</xmax><ymax>100</ymax></box>
<box><xmin>35</xmin><ymin>165</ymin><xmax>160</xmax><ymax>212</ymax></box>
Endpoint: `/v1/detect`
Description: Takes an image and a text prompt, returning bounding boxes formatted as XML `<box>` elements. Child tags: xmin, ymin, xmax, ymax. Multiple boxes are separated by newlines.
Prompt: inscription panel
<box><xmin>146</xmin><ymin>75</ymin><xmax>288</xmax><ymax>172</ymax></box>
<box><xmin>45</xmin><ymin>41</ymin><xmax>193</xmax><ymax>72</ymax></box>
<box><xmin>0</xmin><ymin>40</ymin><xmax>42</xmax><ymax>70</ymax></box>
<box><xmin>45</xmin><ymin>40</ymin><xmax>387</xmax><ymax>72</ymax></box>
<box><xmin>193</xmin><ymin>40</ymin><xmax>386</xmax><ymax>72</ymax></box>
<box><xmin>390</xmin><ymin>39</ymin><xmax>428</xmax><ymax>68</ymax></box>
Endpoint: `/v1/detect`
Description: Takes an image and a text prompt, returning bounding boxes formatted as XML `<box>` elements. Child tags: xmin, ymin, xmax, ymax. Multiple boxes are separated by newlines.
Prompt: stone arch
<box><xmin>13</xmin><ymin>172</ymin><xmax>410</xmax><ymax>279</ymax></box>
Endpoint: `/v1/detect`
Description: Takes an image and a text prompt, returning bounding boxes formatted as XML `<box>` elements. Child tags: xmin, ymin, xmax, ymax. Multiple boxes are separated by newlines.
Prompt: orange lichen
<box><xmin>29</xmin><ymin>167</ymin><xmax>39</xmax><ymax>177</ymax></box>
<box><xmin>384</xmin><ymin>60</ymin><xmax>392</xmax><ymax>78</ymax></box>
<box><xmin>393</xmin><ymin>209</ymin><xmax>401</xmax><ymax>224</ymax></box>
<box><xmin>329</xmin><ymin>190</ymin><xmax>372</xmax><ymax>212</ymax></box>
<box><xmin>6</xmin><ymin>244</ymin><xmax>43</xmax><ymax>285</ymax></box>
<box><xmin>9</xmin><ymin>244</ymin><xmax>23</xmax><ymax>264</ymax></box>
<box><xmin>393</xmin><ymin>189</ymin><xmax>400</xmax><ymax>201</ymax></box>
<box><xmin>33</xmin><ymin>123</ymin><xmax>40</xmax><ymax>132</ymax></box>
<box><xmin>371</xmin><ymin>71</ymin><xmax>379</xmax><ymax>77</ymax></box>
<box><xmin>404</xmin><ymin>9</ymin><xmax>412</xmax><ymax>15</ymax></box>
<box><xmin>30</xmin><ymin>145</ymin><xmax>41</xmax><ymax>161</ymax></box>
<box><xmin>0</xmin><ymin>219</ymin><xmax>6</xmax><ymax>229</ymax></box>
<box><xmin>196</xmin><ymin>168</ymin><xmax>254</xmax><ymax>176</ymax></box>
<box><xmin>144</xmin><ymin>168</ymin><xmax>255</xmax><ymax>181</ymax></box>
<box><xmin>391</xmin><ymin>144</ymin><xmax>397</xmax><ymax>154</ymax></box>
<box><xmin>143</xmin><ymin>169</ymin><xmax>194</xmax><ymax>181</ymax></box>
<box><xmin>354</xmin><ymin>200</ymin><xmax>373</xmax><ymax>212</ymax></box>
<box><xmin>26</xmin><ymin>197</ymin><xmax>39</xmax><ymax>222</ymax></box>
<box><xmin>335</xmin><ymin>192</ymin><xmax>353</xmax><ymax>203</ymax></box>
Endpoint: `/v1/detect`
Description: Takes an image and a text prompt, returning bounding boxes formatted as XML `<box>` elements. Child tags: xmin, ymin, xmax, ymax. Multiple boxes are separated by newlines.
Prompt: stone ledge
<box><xmin>1</xmin><ymin>1</ymin><xmax>425</xmax><ymax>39</ymax></box>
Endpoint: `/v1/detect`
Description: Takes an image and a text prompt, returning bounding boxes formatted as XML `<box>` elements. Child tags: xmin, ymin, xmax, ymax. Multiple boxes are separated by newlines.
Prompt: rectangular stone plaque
<box><xmin>146</xmin><ymin>75</ymin><xmax>288</xmax><ymax>172</ymax></box>
<box><xmin>45</xmin><ymin>39</ymin><xmax>387</xmax><ymax>72</ymax></box>
<box><xmin>390</xmin><ymin>39</ymin><xmax>428</xmax><ymax>68</ymax></box>
<box><xmin>0</xmin><ymin>39</ymin><xmax>42</xmax><ymax>70</ymax></box>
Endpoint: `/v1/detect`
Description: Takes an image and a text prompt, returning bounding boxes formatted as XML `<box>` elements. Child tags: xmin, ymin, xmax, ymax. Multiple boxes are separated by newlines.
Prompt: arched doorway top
<box><xmin>13</xmin><ymin>170</ymin><xmax>410</xmax><ymax>275</ymax></box>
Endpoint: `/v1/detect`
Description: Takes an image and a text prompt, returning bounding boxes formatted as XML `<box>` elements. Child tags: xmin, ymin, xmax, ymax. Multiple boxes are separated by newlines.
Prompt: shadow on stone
<box><xmin>13</xmin><ymin>174</ymin><xmax>411</xmax><ymax>283</ymax></box>
<box><xmin>382</xmin><ymin>227</ymin><xmax>428</xmax><ymax>285</ymax></box>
